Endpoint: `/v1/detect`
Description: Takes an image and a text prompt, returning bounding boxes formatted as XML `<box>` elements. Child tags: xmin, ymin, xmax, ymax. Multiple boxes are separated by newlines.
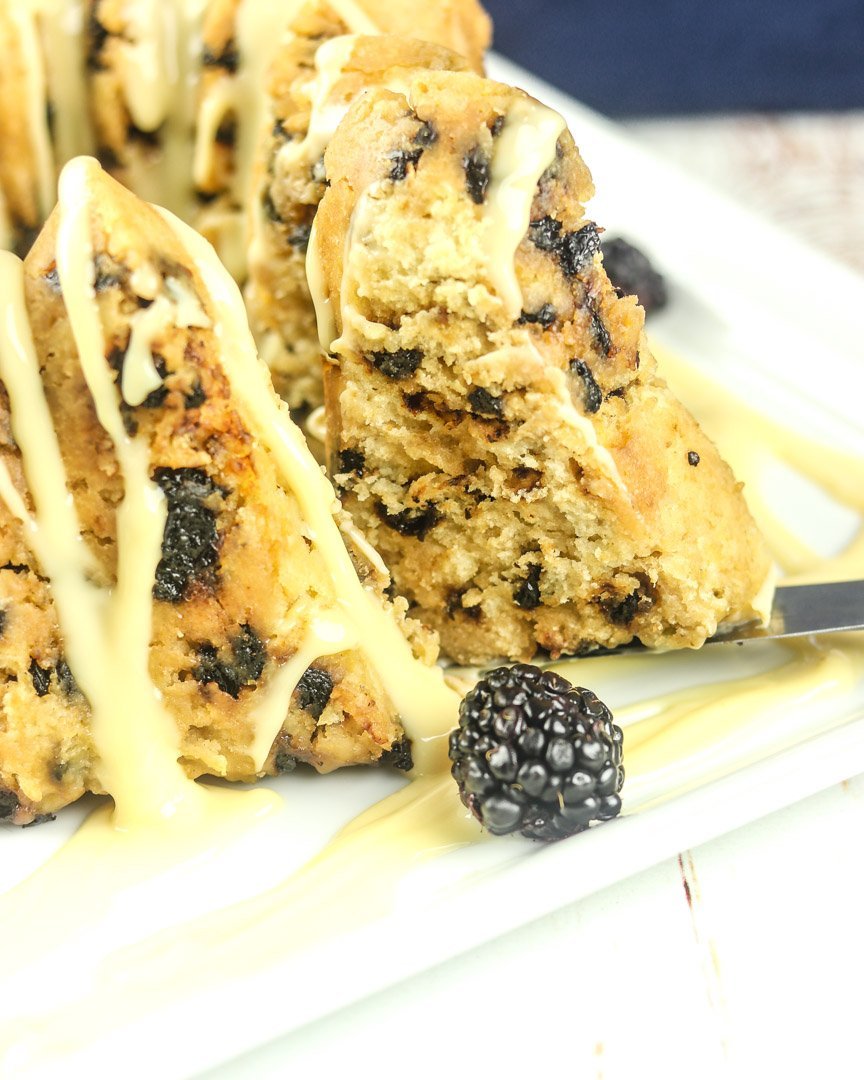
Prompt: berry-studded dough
<box><xmin>245</xmin><ymin>33</ymin><xmax>471</xmax><ymax>413</ymax></box>
<box><xmin>0</xmin><ymin>159</ymin><xmax>434</xmax><ymax>824</ymax></box>
<box><xmin>312</xmin><ymin>71</ymin><xmax>773</xmax><ymax>663</ymax></box>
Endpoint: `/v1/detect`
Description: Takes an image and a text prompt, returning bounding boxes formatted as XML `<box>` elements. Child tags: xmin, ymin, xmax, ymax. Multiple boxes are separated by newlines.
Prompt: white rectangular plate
<box><xmin>2</xmin><ymin>56</ymin><xmax>863</xmax><ymax>1080</ymax></box>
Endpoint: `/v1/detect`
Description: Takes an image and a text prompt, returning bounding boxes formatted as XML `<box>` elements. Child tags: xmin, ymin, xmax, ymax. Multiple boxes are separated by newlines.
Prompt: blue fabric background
<box><xmin>484</xmin><ymin>0</ymin><xmax>864</xmax><ymax>116</ymax></box>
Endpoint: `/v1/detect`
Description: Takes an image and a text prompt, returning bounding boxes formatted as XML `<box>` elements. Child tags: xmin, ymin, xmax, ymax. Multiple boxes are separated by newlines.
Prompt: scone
<box><xmin>192</xmin><ymin>0</ymin><xmax>490</xmax><ymax>278</ymax></box>
<box><xmin>0</xmin><ymin>4</ymin><xmax>57</xmax><ymax>256</ymax></box>
<box><xmin>245</xmin><ymin>33</ymin><xmax>471</xmax><ymax>413</ymax></box>
<box><xmin>87</xmin><ymin>0</ymin><xmax>203</xmax><ymax>221</ymax></box>
<box><xmin>311</xmin><ymin>72</ymin><xmax>774</xmax><ymax>663</ymax></box>
<box><xmin>0</xmin><ymin>0</ymin><xmax>491</xmax><ymax>279</ymax></box>
<box><xmin>0</xmin><ymin>157</ymin><xmax>434</xmax><ymax>825</ymax></box>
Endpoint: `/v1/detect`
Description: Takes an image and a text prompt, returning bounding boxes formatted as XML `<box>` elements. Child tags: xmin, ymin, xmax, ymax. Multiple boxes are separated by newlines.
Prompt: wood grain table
<box><xmin>207</xmin><ymin>114</ymin><xmax>864</xmax><ymax>1080</ymax></box>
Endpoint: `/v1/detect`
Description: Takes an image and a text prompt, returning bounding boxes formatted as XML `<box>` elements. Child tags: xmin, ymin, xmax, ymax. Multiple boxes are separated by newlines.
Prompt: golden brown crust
<box><xmin>316</xmin><ymin>72</ymin><xmax>772</xmax><ymax>663</ymax></box>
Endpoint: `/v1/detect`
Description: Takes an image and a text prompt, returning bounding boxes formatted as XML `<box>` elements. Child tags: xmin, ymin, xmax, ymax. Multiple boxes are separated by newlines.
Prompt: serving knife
<box><xmin>708</xmin><ymin>580</ymin><xmax>864</xmax><ymax>644</ymax></box>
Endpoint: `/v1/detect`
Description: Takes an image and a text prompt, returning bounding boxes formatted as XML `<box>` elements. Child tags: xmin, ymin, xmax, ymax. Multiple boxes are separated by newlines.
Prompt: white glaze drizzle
<box><xmin>306</xmin><ymin>217</ymin><xmax>337</xmax><ymax>350</ymax></box>
<box><xmin>313</xmin><ymin>91</ymin><xmax>566</xmax><ymax>353</ymax></box>
<box><xmin>158</xmin><ymin>205</ymin><xmax>461</xmax><ymax>773</ymax></box>
<box><xmin>326</xmin><ymin>0</ymin><xmax>380</xmax><ymax>34</ymax></box>
<box><xmin>305</xmin><ymin>404</ymin><xmax>328</xmax><ymax>443</ymax></box>
<box><xmin>32</xmin><ymin>0</ymin><xmax>93</xmax><ymax>167</ymax></box>
<box><xmin>474</xmin><ymin>343</ymin><xmax>628</xmax><ymax>493</ymax></box>
<box><xmin>121</xmin><ymin>275</ymin><xmax>211</xmax><ymax>406</ymax></box>
<box><xmin>231</xmin><ymin>0</ymin><xmax>305</xmax><ymax>235</ymax></box>
<box><xmin>118</xmin><ymin>0</ymin><xmax>208</xmax><ymax>219</ymax></box>
<box><xmin>248</xmin><ymin>612</ymin><xmax>356</xmax><ymax>769</ymax></box>
<box><xmin>484</xmin><ymin>97</ymin><xmax>566</xmax><ymax>318</ymax></box>
<box><xmin>54</xmin><ymin>159</ymin><xmax>199</xmax><ymax>826</ymax></box>
<box><xmin>0</xmin><ymin>239</ymin><xmax>195</xmax><ymax>828</ymax></box>
<box><xmin>257</xmin><ymin>32</ymin><xmax>411</xmax><ymax>310</ymax></box>
<box><xmin>275</xmin><ymin>34</ymin><xmax>361</xmax><ymax>175</ymax></box>
<box><xmin>245</xmin><ymin>31</ymin><xmax>359</xmax><ymax>289</ymax></box>
<box><xmin>191</xmin><ymin>74</ymin><xmax>236</xmax><ymax>189</ymax></box>
<box><xmin>119</xmin><ymin>0</ymin><xmax>172</xmax><ymax>134</ymax></box>
<box><xmin>9</xmin><ymin>4</ymin><xmax>56</xmax><ymax>220</ymax></box>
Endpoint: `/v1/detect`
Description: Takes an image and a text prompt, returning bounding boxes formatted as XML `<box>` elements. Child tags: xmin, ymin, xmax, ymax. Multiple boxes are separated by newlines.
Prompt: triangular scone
<box><xmin>0</xmin><ymin>4</ymin><xmax>52</xmax><ymax>256</ymax></box>
<box><xmin>195</xmin><ymin>0</ymin><xmax>490</xmax><ymax>278</ymax></box>
<box><xmin>0</xmin><ymin>158</ymin><xmax>436</xmax><ymax>824</ymax></box>
<box><xmin>245</xmin><ymin>34</ymin><xmax>471</xmax><ymax>413</ymax></box>
<box><xmin>312</xmin><ymin>73</ymin><xmax>774</xmax><ymax>664</ymax></box>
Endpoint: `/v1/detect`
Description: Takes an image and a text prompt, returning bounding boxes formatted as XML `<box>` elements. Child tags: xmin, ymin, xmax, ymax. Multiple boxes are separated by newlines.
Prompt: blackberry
<box><xmin>519</xmin><ymin>304</ymin><xmax>557</xmax><ymax>329</ymax></box>
<box><xmin>379</xmin><ymin>737</ymin><xmax>414</xmax><ymax>772</ymax></box>
<box><xmin>449</xmin><ymin>664</ymin><xmax>623</xmax><ymax>841</ymax></box>
<box><xmin>370</xmin><ymin>348</ymin><xmax>423</xmax><ymax>380</ymax></box>
<box><xmin>601</xmin><ymin>237</ymin><xmax>668</xmax><ymax>314</ymax></box>
<box><xmin>569</xmin><ymin>359</ymin><xmax>603</xmax><ymax>415</ymax></box>
<box><xmin>29</xmin><ymin>658</ymin><xmax>51</xmax><ymax>697</ymax></box>
<box><xmin>513</xmin><ymin>564</ymin><xmax>542</xmax><ymax>610</ymax></box>
<box><xmin>463</xmin><ymin>147</ymin><xmax>491</xmax><ymax>204</ymax></box>
<box><xmin>559</xmin><ymin>222</ymin><xmax>601</xmax><ymax>277</ymax></box>
<box><xmin>467</xmin><ymin>387</ymin><xmax>503</xmax><ymax>417</ymax></box>
<box><xmin>152</xmin><ymin>467</ymin><xmax>225</xmax><ymax>602</ymax></box>
<box><xmin>388</xmin><ymin>146</ymin><xmax>423</xmax><ymax>182</ymax></box>
<box><xmin>192</xmin><ymin>624</ymin><xmax>266</xmax><ymax>699</ymax></box>
<box><xmin>414</xmin><ymin>121</ymin><xmax>438</xmax><ymax>148</ymax></box>
<box><xmin>295</xmin><ymin>666</ymin><xmax>334</xmax><ymax>719</ymax></box>
<box><xmin>376</xmin><ymin>501</ymin><xmax>441</xmax><ymax>540</ymax></box>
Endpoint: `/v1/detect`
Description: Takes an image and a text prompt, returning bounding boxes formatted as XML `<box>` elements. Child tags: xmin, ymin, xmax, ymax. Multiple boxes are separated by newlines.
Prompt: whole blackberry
<box><xmin>601</xmin><ymin>237</ymin><xmax>668</xmax><ymax>314</ymax></box>
<box><xmin>449</xmin><ymin>665</ymin><xmax>624</xmax><ymax>841</ymax></box>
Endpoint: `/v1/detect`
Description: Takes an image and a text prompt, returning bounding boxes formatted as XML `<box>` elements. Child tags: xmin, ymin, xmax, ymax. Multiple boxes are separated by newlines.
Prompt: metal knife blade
<box><xmin>708</xmin><ymin>580</ymin><xmax>864</xmax><ymax>644</ymax></box>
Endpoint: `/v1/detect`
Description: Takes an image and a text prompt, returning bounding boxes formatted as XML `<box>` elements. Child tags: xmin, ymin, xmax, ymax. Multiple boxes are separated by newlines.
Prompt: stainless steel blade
<box><xmin>708</xmin><ymin>580</ymin><xmax>864</xmax><ymax>644</ymax></box>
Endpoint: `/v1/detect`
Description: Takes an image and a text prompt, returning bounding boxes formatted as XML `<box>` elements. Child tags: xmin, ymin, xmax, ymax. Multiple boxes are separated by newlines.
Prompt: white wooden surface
<box><xmin>203</xmin><ymin>113</ymin><xmax>864</xmax><ymax>1079</ymax></box>
<box><xmin>206</xmin><ymin>775</ymin><xmax>864</xmax><ymax>1078</ymax></box>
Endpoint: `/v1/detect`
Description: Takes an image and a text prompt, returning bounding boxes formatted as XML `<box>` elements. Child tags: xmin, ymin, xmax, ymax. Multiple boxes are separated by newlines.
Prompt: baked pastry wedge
<box><xmin>0</xmin><ymin>157</ymin><xmax>436</xmax><ymax>824</ymax></box>
<box><xmin>245</xmin><ymin>33</ymin><xmax>471</xmax><ymax>413</ymax></box>
<box><xmin>311</xmin><ymin>71</ymin><xmax>774</xmax><ymax>663</ymax></box>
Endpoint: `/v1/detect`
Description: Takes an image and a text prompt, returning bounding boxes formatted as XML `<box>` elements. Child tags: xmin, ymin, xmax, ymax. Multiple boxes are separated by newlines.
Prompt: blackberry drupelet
<box><xmin>601</xmin><ymin>237</ymin><xmax>668</xmax><ymax>314</ymax></box>
<box><xmin>449</xmin><ymin>664</ymin><xmax>624</xmax><ymax>840</ymax></box>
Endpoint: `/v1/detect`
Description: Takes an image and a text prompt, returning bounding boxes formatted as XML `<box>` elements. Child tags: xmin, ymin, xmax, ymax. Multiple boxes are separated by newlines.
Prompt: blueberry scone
<box><xmin>0</xmin><ymin>158</ymin><xmax>434</xmax><ymax>825</ymax></box>
<box><xmin>245</xmin><ymin>33</ymin><xmax>470</xmax><ymax>413</ymax></box>
<box><xmin>312</xmin><ymin>72</ymin><xmax>774</xmax><ymax>664</ymax></box>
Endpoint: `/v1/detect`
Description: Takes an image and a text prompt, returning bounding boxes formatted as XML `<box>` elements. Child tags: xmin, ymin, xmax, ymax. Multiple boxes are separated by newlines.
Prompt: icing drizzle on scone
<box><xmin>484</xmin><ymin>98</ymin><xmax>566</xmax><ymax>318</ymax></box>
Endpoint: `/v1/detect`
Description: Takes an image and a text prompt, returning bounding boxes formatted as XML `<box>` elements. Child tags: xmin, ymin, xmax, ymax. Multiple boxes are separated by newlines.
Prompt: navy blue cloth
<box><xmin>485</xmin><ymin>0</ymin><xmax>864</xmax><ymax>116</ymax></box>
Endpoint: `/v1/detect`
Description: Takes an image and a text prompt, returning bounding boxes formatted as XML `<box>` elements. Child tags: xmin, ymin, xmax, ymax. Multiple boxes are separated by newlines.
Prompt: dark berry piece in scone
<box><xmin>601</xmin><ymin>237</ymin><xmax>669</xmax><ymax>314</ymax></box>
<box><xmin>449</xmin><ymin>665</ymin><xmax>624</xmax><ymax>840</ymax></box>
<box><xmin>313</xmin><ymin>70</ymin><xmax>773</xmax><ymax>663</ymax></box>
<box><xmin>0</xmin><ymin>159</ymin><xmax>436</xmax><ymax>823</ymax></box>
